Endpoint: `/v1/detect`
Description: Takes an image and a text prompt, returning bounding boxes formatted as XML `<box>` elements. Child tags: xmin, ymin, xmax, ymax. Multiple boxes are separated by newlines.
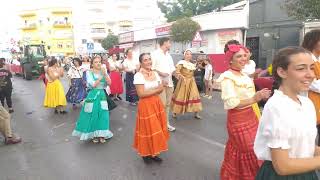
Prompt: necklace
<box><xmin>140</xmin><ymin>68</ymin><xmax>155</xmax><ymax>80</ymax></box>
<box><xmin>230</xmin><ymin>67</ymin><xmax>241</xmax><ymax>72</ymax></box>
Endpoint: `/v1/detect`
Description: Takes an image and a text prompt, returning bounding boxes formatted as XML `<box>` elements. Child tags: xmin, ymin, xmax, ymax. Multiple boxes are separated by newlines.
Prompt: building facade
<box><xmin>118</xmin><ymin>2</ymin><xmax>249</xmax><ymax>73</ymax></box>
<box><xmin>19</xmin><ymin>7</ymin><xmax>75</xmax><ymax>56</ymax></box>
<box><xmin>247</xmin><ymin>0</ymin><xmax>302</xmax><ymax>68</ymax></box>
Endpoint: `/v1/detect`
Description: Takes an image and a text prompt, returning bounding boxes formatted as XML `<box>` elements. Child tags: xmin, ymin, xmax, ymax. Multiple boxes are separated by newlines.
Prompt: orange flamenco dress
<box><xmin>133</xmin><ymin>71</ymin><xmax>169</xmax><ymax>157</ymax></box>
<box><xmin>133</xmin><ymin>95</ymin><xmax>169</xmax><ymax>156</ymax></box>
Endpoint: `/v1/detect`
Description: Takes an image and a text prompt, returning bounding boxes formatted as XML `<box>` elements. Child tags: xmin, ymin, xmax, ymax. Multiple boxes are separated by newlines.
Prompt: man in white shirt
<box><xmin>151</xmin><ymin>37</ymin><xmax>176</xmax><ymax>132</ymax></box>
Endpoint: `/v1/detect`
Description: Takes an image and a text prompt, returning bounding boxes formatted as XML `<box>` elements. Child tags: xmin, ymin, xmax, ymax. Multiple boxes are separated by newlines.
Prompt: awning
<box><xmin>108</xmin><ymin>47</ymin><xmax>124</xmax><ymax>54</ymax></box>
<box><xmin>119</xmin><ymin>43</ymin><xmax>134</xmax><ymax>49</ymax></box>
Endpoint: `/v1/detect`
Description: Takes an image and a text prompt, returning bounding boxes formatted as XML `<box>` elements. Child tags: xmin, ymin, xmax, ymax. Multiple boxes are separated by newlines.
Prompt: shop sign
<box><xmin>155</xmin><ymin>25</ymin><xmax>171</xmax><ymax>37</ymax></box>
<box><xmin>119</xmin><ymin>31</ymin><xmax>134</xmax><ymax>44</ymax></box>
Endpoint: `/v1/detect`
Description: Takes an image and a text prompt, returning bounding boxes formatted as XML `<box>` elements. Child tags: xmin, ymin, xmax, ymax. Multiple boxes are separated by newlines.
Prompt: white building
<box><xmin>118</xmin><ymin>1</ymin><xmax>249</xmax><ymax>72</ymax></box>
<box><xmin>72</xmin><ymin>0</ymin><xmax>165</xmax><ymax>55</ymax></box>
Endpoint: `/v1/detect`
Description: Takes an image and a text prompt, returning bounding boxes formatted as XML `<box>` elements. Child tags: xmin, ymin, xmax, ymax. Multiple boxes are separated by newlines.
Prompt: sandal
<box><xmin>99</xmin><ymin>138</ymin><xmax>106</xmax><ymax>143</ymax></box>
<box><xmin>92</xmin><ymin>138</ymin><xmax>99</xmax><ymax>143</ymax></box>
<box><xmin>172</xmin><ymin>113</ymin><xmax>177</xmax><ymax>119</ymax></box>
<box><xmin>60</xmin><ymin>111</ymin><xmax>68</xmax><ymax>114</ymax></box>
<box><xmin>194</xmin><ymin>113</ymin><xmax>202</xmax><ymax>119</ymax></box>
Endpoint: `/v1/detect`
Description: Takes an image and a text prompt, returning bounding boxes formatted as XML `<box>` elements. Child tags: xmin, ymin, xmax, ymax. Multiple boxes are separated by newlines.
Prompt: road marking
<box><xmin>177</xmin><ymin>128</ymin><xmax>225</xmax><ymax>149</ymax></box>
<box><xmin>53</xmin><ymin>123</ymin><xmax>65</xmax><ymax>129</ymax></box>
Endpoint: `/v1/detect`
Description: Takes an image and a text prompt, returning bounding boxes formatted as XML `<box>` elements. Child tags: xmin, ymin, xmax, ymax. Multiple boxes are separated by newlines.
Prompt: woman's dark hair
<box><xmin>0</xmin><ymin>58</ymin><xmax>5</xmax><ymax>68</ymax></box>
<box><xmin>111</xmin><ymin>53</ymin><xmax>119</xmax><ymax>60</ymax></box>
<box><xmin>73</xmin><ymin>57</ymin><xmax>82</xmax><ymax>66</ymax></box>
<box><xmin>224</xmin><ymin>40</ymin><xmax>240</xmax><ymax>53</ymax></box>
<box><xmin>139</xmin><ymin>53</ymin><xmax>151</xmax><ymax>63</ymax></box>
<box><xmin>302</xmin><ymin>29</ymin><xmax>320</xmax><ymax>52</ymax></box>
<box><xmin>125</xmin><ymin>48</ymin><xmax>132</xmax><ymax>55</ymax></box>
<box><xmin>158</xmin><ymin>37</ymin><xmax>170</xmax><ymax>46</ymax></box>
<box><xmin>271</xmin><ymin>46</ymin><xmax>310</xmax><ymax>93</ymax></box>
<box><xmin>48</xmin><ymin>57</ymin><xmax>57</xmax><ymax>67</ymax></box>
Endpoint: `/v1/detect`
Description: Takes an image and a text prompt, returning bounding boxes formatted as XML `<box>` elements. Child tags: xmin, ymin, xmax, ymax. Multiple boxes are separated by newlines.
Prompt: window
<box><xmin>57</xmin><ymin>43</ymin><xmax>63</xmax><ymax>48</ymax></box>
<box><xmin>66</xmin><ymin>43</ymin><xmax>72</xmax><ymax>48</ymax></box>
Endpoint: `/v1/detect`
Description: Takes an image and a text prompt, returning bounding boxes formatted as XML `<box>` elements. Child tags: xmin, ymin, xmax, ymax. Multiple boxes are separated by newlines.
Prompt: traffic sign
<box><xmin>87</xmin><ymin>43</ymin><xmax>94</xmax><ymax>50</ymax></box>
<box><xmin>192</xmin><ymin>31</ymin><xmax>203</xmax><ymax>42</ymax></box>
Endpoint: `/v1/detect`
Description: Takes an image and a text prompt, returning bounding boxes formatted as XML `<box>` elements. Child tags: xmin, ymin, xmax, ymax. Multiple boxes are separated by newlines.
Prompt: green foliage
<box><xmin>170</xmin><ymin>17</ymin><xmax>201</xmax><ymax>43</ymax></box>
<box><xmin>283</xmin><ymin>0</ymin><xmax>320</xmax><ymax>20</ymax></box>
<box><xmin>101</xmin><ymin>34</ymin><xmax>119</xmax><ymax>50</ymax></box>
<box><xmin>157</xmin><ymin>0</ymin><xmax>242</xmax><ymax>22</ymax></box>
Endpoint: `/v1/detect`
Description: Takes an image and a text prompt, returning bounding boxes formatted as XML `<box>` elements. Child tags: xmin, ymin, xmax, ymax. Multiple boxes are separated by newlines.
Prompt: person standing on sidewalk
<box><xmin>203</xmin><ymin>58</ymin><xmax>214</xmax><ymax>99</ymax></box>
<box><xmin>0</xmin><ymin>104</ymin><xmax>21</xmax><ymax>144</ymax></box>
<box><xmin>151</xmin><ymin>37</ymin><xmax>176</xmax><ymax>132</ymax></box>
<box><xmin>0</xmin><ymin>58</ymin><xmax>14</xmax><ymax>113</ymax></box>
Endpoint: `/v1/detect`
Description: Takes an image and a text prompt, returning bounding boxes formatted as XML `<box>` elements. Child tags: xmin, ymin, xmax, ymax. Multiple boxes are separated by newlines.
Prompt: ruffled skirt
<box><xmin>72</xmin><ymin>89</ymin><xmax>113</xmax><ymax>140</ymax></box>
<box><xmin>133</xmin><ymin>95</ymin><xmax>169</xmax><ymax>156</ymax></box>
<box><xmin>220</xmin><ymin>107</ymin><xmax>261</xmax><ymax>180</ymax></box>
<box><xmin>43</xmin><ymin>79</ymin><xmax>67</xmax><ymax>108</ymax></box>
<box><xmin>66</xmin><ymin>78</ymin><xmax>87</xmax><ymax>104</ymax></box>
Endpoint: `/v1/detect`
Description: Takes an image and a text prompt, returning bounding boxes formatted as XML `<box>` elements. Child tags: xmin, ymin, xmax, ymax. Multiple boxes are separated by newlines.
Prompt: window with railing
<box><xmin>22</xmin><ymin>20</ymin><xmax>37</xmax><ymax>28</ymax></box>
<box><xmin>66</xmin><ymin>43</ymin><xmax>72</xmax><ymax>49</ymax></box>
<box><xmin>91</xmin><ymin>28</ymin><xmax>106</xmax><ymax>33</ymax></box>
<box><xmin>53</xmin><ymin>17</ymin><xmax>71</xmax><ymax>26</ymax></box>
<box><xmin>57</xmin><ymin>43</ymin><xmax>63</xmax><ymax>48</ymax></box>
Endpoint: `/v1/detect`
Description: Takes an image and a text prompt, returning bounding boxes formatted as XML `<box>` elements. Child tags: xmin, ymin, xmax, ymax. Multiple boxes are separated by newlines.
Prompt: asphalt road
<box><xmin>0</xmin><ymin>76</ymin><xmax>228</xmax><ymax>180</ymax></box>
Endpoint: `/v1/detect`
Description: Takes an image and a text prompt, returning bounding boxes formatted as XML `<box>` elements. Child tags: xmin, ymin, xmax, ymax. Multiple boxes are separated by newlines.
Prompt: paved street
<box><xmin>0</xmin><ymin>76</ymin><xmax>228</xmax><ymax>180</ymax></box>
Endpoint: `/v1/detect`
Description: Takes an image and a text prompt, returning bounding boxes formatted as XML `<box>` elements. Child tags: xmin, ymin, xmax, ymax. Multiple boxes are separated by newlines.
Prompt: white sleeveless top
<box><xmin>133</xmin><ymin>72</ymin><xmax>161</xmax><ymax>90</ymax></box>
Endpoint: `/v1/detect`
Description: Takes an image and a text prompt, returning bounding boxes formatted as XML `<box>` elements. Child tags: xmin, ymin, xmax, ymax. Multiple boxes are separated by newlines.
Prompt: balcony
<box><xmin>53</xmin><ymin>22</ymin><xmax>72</xmax><ymax>28</ymax></box>
<box><xmin>19</xmin><ymin>12</ymin><xmax>36</xmax><ymax>18</ymax></box>
<box><xmin>21</xmin><ymin>23</ymin><xmax>37</xmax><ymax>30</ymax></box>
<box><xmin>51</xmin><ymin>8</ymin><xmax>72</xmax><ymax>15</ymax></box>
<box><xmin>90</xmin><ymin>28</ymin><xmax>107</xmax><ymax>39</ymax></box>
<box><xmin>119</xmin><ymin>20</ymin><xmax>133</xmax><ymax>27</ymax></box>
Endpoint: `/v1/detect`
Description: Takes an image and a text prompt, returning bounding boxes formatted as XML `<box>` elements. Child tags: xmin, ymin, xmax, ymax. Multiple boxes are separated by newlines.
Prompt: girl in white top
<box><xmin>66</xmin><ymin>58</ymin><xmax>87</xmax><ymax>109</ymax></box>
<box><xmin>203</xmin><ymin>59</ymin><xmax>213</xmax><ymax>99</ymax></box>
<box><xmin>123</xmin><ymin>49</ymin><xmax>140</xmax><ymax>105</ymax></box>
<box><xmin>81</xmin><ymin>56</ymin><xmax>91</xmax><ymax>71</ymax></box>
<box><xmin>254</xmin><ymin>47</ymin><xmax>320</xmax><ymax>179</ymax></box>
<box><xmin>242</xmin><ymin>49</ymin><xmax>257</xmax><ymax>78</ymax></box>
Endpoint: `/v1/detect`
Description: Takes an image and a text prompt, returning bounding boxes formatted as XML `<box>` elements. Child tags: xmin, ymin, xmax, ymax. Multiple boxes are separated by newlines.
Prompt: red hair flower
<box><xmin>225</xmin><ymin>44</ymin><xmax>248</xmax><ymax>62</ymax></box>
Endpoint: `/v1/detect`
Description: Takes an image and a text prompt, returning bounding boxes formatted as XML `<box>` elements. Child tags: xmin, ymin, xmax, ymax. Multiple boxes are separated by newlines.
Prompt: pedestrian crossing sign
<box><xmin>87</xmin><ymin>43</ymin><xmax>94</xmax><ymax>50</ymax></box>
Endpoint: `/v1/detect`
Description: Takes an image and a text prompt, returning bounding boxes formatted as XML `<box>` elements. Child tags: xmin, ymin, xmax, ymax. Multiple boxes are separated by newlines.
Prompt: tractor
<box><xmin>20</xmin><ymin>44</ymin><xmax>46</xmax><ymax>80</ymax></box>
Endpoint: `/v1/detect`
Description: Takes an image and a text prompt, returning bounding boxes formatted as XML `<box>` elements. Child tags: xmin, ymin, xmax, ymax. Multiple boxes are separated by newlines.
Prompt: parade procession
<box><xmin>1</xmin><ymin>0</ymin><xmax>320</xmax><ymax>179</ymax></box>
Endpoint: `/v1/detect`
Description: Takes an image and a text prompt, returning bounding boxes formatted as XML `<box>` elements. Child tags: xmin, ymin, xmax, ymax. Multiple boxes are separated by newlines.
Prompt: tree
<box><xmin>283</xmin><ymin>0</ymin><xmax>320</xmax><ymax>20</ymax></box>
<box><xmin>170</xmin><ymin>17</ymin><xmax>201</xmax><ymax>43</ymax></box>
<box><xmin>101</xmin><ymin>34</ymin><xmax>118</xmax><ymax>50</ymax></box>
<box><xmin>157</xmin><ymin>0</ymin><xmax>243</xmax><ymax>22</ymax></box>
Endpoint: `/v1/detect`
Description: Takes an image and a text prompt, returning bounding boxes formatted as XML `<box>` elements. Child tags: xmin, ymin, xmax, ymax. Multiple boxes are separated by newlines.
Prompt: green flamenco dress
<box><xmin>72</xmin><ymin>71</ymin><xmax>113</xmax><ymax>140</ymax></box>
